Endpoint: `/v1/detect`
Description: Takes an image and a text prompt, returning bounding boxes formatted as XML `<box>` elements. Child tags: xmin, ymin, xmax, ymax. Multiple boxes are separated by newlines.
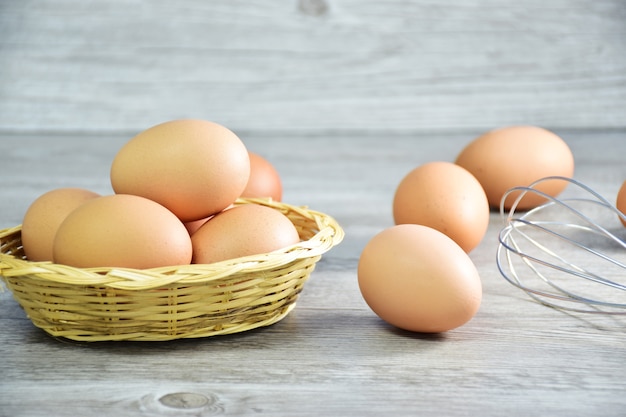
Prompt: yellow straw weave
<box><xmin>0</xmin><ymin>198</ymin><xmax>344</xmax><ymax>342</ymax></box>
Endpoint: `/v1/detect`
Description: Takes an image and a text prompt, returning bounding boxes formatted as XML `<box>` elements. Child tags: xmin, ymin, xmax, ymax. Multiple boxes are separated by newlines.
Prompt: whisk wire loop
<box><xmin>497</xmin><ymin>176</ymin><xmax>626</xmax><ymax>314</ymax></box>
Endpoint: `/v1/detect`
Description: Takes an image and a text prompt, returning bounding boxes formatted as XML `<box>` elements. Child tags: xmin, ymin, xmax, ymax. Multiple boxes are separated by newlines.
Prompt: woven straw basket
<box><xmin>0</xmin><ymin>198</ymin><xmax>344</xmax><ymax>342</ymax></box>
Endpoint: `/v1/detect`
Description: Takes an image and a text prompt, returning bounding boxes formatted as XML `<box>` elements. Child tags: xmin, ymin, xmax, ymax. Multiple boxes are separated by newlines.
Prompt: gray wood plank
<box><xmin>1</xmin><ymin>130</ymin><xmax>625</xmax><ymax>416</ymax></box>
<box><xmin>1</xmin><ymin>1</ymin><xmax>626</xmax><ymax>415</ymax></box>
<box><xmin>1</xmin><ymin>0</ymin><xmax>625</xmax><ymax>133</ymax></box>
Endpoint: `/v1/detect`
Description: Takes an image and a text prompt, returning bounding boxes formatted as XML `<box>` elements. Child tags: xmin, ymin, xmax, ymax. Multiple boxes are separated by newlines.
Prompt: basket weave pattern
<box><xmin>0</xmin><ymin>198</ymin><xmax>344</xmax><ymax>342</ymax></box>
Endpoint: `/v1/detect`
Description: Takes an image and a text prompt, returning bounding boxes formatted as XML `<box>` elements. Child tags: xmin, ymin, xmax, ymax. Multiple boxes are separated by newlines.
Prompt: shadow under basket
<box><xmin>0</xmin><ymin>198</ymin><xmax>344</xmax><ymax>342</ymax></box>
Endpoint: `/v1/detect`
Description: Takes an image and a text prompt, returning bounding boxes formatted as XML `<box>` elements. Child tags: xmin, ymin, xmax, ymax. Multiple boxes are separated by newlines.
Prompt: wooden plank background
<box><xmin>1</xmin><ymin>1</ymin><xmax>626</xmax><ymax>416</ymax></box>
<box><xmin>2</xmin><ymin>131</ymin><xmax>625</xmax><ymax>417</ymax></box>
<box><xmin>0</xmin><ymin>0</ymin><xmax>625</xmax><ymax>134</ymax></box>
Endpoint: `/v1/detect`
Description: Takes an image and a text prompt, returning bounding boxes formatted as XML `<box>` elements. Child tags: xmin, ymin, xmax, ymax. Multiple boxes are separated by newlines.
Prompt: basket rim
<box><xmin>0</xmin><ymin>197</ymin><xmax>344</xmax><ymax>290</ymax></box>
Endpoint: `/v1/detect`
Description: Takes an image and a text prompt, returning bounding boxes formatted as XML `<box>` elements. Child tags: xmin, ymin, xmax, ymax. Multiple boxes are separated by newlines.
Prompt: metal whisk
<box><xmin>496</xmin><ymin>176</ymin><xmax>626</xmax><ymax>314</ymax></box>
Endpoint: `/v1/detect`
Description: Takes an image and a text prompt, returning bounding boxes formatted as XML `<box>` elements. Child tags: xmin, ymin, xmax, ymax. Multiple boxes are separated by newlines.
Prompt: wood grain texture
<box><xmin>1</xmin><ymin>1</ymin><xmax>626</xmax><ymax>416</ymax></box>
<box><xmin>1</xmin><ymin>130</ymin><xmax>625</xmax><ymax>416</ymax></box>
<box><xmin>0</xmin><ymin>0</ymin><xmax>625</xmax><ymax>133</ymax></box>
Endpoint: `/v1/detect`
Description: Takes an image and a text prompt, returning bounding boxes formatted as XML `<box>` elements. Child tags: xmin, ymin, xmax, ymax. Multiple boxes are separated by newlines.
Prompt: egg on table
<box><xmin>357</xmin><ymin>224</ymin><xmax>482</xmax><ymax>333</ymax></box>
<box><xmin>455</xmin><ymin>125</ymin><xmax>575</xmax><ymax>210</ymax></box>
<box><xmin>393</xmin><ymin>161</ymin><xmax>489</xmax><ymax>253</ymax></box>
<box><xmin>617</xmin><ymin>180</ymin><xmax>626</xmax><ymax>227</ymax></box>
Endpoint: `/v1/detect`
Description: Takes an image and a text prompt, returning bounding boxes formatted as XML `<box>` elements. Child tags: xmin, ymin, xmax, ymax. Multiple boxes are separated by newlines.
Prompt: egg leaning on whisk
<box><xmin>616</xmin><ymin>180</ymin><xmax>626</xmax><ymax>227</ymax></box>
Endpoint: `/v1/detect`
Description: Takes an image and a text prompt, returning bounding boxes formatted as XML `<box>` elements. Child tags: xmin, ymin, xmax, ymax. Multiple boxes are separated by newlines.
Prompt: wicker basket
<box><xmin>0</xmin><ymin>198</ymin><xmax>344</xmax><ymax>342</ymax></box>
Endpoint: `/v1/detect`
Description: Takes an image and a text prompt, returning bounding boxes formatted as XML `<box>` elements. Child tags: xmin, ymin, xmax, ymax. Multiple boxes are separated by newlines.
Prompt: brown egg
<box><xmin>241</xmin><ymin>152</ymin><xmax>283</xmax><ymax>201</ymax></box>
<box><xmin>53</xmin><ymin>194</ymin><xmax>192</xmax><ymax>269</ymax></box>
<box><xmin>617</xmin><ymin>180</ymin><xmax>626</xmax><ymax>227</ymax></box>
<box><xmin>358</xmin><ymin>224</ymin><xmax>482</xmax><ymax>333</ymax></box>
<box><xmin>455</xmin><ymin>125</ymin><xmax>575</xmax><ymax>210</ymax></box>
<box><xmin>110</xmin><ymin>119</ymin><xmax>250</xmax><ymax>222</ymax></box>
<box><xmin>393</xmin><ymin>161</ymin><xmax>489</xmax><ymax>253</ymax></box>
<box><xmin>191</xmin><ymin>204</ymin><xmax>300</xmax><ymax>264</ymax></box>
<box><xmin>183</xmin><ymin>216</ymin><xmax>212</xmax><ymax>236</ymax></box>
<box><xmin>21</xmin><ymin>187</ymin><xmax>101</xmax><ymax>261</ymax></box>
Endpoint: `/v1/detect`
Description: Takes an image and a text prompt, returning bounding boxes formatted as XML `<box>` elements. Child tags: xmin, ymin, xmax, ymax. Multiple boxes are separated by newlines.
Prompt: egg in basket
<box><xmin>0</xmin><ymin>120</ymin><xmax>344</xmax><ymax>342</ymax></box>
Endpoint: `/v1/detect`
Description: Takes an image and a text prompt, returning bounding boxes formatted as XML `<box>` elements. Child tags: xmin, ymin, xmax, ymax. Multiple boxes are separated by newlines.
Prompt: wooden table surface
<box><xmin>1</xmin><ymin>1</ymin><xmax>625</xmax><ymax>416</ymax></box>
